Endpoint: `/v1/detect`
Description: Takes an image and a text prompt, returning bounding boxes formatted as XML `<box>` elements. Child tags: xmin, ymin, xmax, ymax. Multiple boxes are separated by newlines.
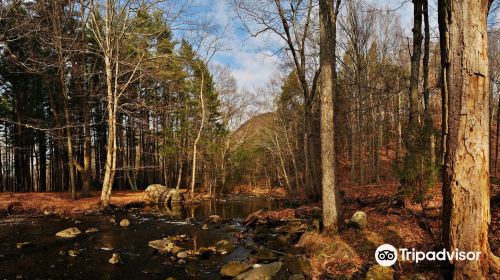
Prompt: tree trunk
<box><xmin>439</xmin><ymin>0</ymin><xmax>500</xmax><ymax>278</ymax></box>
<box><xmin>409</xmin><ymin>0</ymin><xmax>423</xmax><ymax>130</ymax></box>
<box><xmin>190</xmin><ymin>71</ymin><xmax>205</xmax><ymax>197</ymax></box>
<box><xmin>319</xmin><ymin>0</ymin><xmax>341</xmax><ymax>233</ymax></box>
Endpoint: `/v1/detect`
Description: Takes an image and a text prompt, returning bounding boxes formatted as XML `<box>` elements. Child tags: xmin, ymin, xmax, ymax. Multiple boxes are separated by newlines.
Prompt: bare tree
<box><xmin>439</xmin><ymin>0</ymin><xmax>500</xmax><ymax>277</ymax></box>
<box><xmin>319</xmin><ymin>0</ymin><xmax>341</xmax><ymax>233</ymax></box>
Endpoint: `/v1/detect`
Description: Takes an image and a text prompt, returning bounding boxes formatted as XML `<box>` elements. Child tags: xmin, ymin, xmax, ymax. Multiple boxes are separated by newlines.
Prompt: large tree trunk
<box><xmin>439</xmin><ymin>0</ymin><xmax>500</xmax><ymax>278</ymax></box>
<box><xmin>319</xmin><ymin>0</ymin><xmax>341</xmax><ymax>233</ymax></box>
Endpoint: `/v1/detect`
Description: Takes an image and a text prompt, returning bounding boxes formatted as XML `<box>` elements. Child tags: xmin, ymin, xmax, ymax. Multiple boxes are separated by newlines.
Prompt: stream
<box><xmin>0</xmin><ymin>196</ymin><xmax>284</xmax><ymax>279</ymax></box>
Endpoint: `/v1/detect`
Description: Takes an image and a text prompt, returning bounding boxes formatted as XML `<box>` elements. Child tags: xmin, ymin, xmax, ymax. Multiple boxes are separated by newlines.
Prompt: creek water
<box><xmin>0</xmin><ymin>196</ymin><xmax>284</xmax><ymax>280</ymax></box>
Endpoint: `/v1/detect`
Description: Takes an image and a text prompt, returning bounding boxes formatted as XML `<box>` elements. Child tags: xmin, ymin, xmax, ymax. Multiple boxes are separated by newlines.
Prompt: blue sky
<box><xmin>172</xmin><ymin>0</ymin><xmax>498</xmax><ymax>93</ymax></box>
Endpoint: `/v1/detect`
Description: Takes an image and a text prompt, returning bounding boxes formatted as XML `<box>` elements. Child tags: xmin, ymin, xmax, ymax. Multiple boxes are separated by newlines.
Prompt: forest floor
<box><xmin>253</xmin><ymin>180</ymin><xmax>500</xmax><ymax>279</ymax></box>
<box><xmin>0</xmin><ymin>191</ymin><xmax>145</xmax><ymax>216</ymax></box>
<box><xmin>1</xmin><ymin>180</ymin><xmax>498</xmax><ymax>279</ymax></box>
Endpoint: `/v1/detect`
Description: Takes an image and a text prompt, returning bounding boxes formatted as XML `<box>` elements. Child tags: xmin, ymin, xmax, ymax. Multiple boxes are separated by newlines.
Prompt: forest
<box><xmin>0</xmin><ymin>0</ymin><xmax>499</xmax><ymax>279</ymax></box>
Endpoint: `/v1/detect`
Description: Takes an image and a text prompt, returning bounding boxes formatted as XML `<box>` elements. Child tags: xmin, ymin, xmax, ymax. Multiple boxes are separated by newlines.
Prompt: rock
<box><xmin>148</xmin><ymin>239</ymin><xmax>184</xmax><ymax>254</ymax></box>
<box><xmin>311</xmin><ymin>206</ymin><xmax>322</xmax><ymax>217</ymax></box>
<box><xmin>144</xmin><ymin>184</ymin><xmax>184</xmax><ymax>204</ymax></box>
<box><xmin>283</xmin><ymin>255</ymin><xmax>311</xmax><ymax>275</ymax></box>
<box><xmin>119</xmin><ymin>219</ymin><xmax>130</xmax><ymax>227</ymax></box>
<box><xmin>202</xmin><ymin>224</ymin><xmax>209</xmax><ymax>230</ymax></box>
<box><xmin>177</xmin><ymin>251</ymin><xmax>188</xmax><ymax>259</ymax></box>
<box><xmin>349</xmin><ymin>211</ymin><xmax>367</xmax><ymax>230</ymax></box>
<box><xmin>195</xmin><ymin>246</ymin><xmax>215</xmax><ymax>257</ymax></box>
<box><xmin>208</xmin><ymin>215</ymin><xmax>222</xmax><ymax>224</ymax></box>
<box><xmin>43</xmin><ymin>210</ymin><xmax>52</xmax><ymax>216</ymax></box>
<box><xmin>74</xmin><ymin>220</ymin><xmax>82</xmax><ymax>224</ymax></box>
<box><xmin>68</xmin><ymin>249</ymin><xmax>79</xmax><ymax>257</ymax></box>
<box><xmin>16</xmin><ymin>242</ymin><xmax>33</xmax><ymax>249</ymax></box>
<box><xmin>178</xmin><ymin>259</ymin><xmax>186</xmax><ymax>265</ymax></box>
<box><xmin>108</xmin><ymin>253</ymin><xmax>122</xmax><ymax>265</ymax></box>
<box><xmin>365</xmin><ymin>265</ymin><xmax>394</xmax><ymax>280</ymax></box>
<box><xmin>288</xmin><ymin>275</ymin><xmax>305</xmax><ymax>280</ymax></box>
<box><xmin>215</xmin><ymin>240</ymin><xmax>235</xmax><ymax>255</ymax></box>
<box><xmin>225</xmin><ymin>224</ymin><xmax>240</xmax><ymax>232</ymax></box>
<box><xmin>235</xmin><ymin>262</ymin><xmax>287</xmax><ymax>280</ymax></box>
<box><xmin>221</xmin><ymin>261</ymin><xmax>252</xmax><ymax>277</ymax></box>
<box><xmin>55</xmin><ymin>227</ymin><xmax>81</xmax><ymax>238</ymax></box>
<box><xmin>109</xmin><ymin>217</ymin><xmax>116</xmax><ymax>223</ymax></box>
<box><xmin>256</xmin><ymin>246</ymin><xmax>278</xmax><ymax>262</ymax></box>
<box><xmin>166</xmin><ymin>277</ymin><xmax>176</xmax><ymax>280</ymax></box>
<box><xmin>312</xmin><ymin>219</ymin><xmax>321</xmax><ymax>233</ymax></box>
<box><xmin>149</xmin><ymin>239</ymin><xmax>169</xmax><ymax>251</ymax></box>
<box><xmin>85</xmin><ymin>227</ymin><xmax>99</xmax><ymax>233</ymax></box>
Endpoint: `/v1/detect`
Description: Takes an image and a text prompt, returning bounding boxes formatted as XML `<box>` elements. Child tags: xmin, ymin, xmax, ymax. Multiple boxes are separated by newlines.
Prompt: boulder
<box><xmin>235</xmin><ymin>262</ymin><xmax>287</xmax><ymax>280</ymax></box>
<box><xmin>220</xmin><ymin>261</ymin><xmax>252</xmax><ymax>277</ymax></box>
<box><xmin>143</xmin><ymin>184</ymin><xmax>184</xmax><ymax>204</ymax></box>
<box><xmin>108</xmin><ymin>253</ymin><xmax>122</xmax><ymax>265</ymax></box>
<box><xmin>55</xmin><ymin>227</ymin><xmax>81</xmax><ymax>238</ymax></box>
<box><xmin>349</xmin><ymin>211</ymin><xmax>367</xmax><ymax>230</ymax></box>
<box><xmin>176</xmin><ymin>251</ymin><xmax>188</xmax><ymax>259</ymax></box>
<box><xmin>119</xmin><ymin>219</ymin><xmax>130</xmax><ymax>227</ymax></box>
<box><xmin>365</xmin><ymin>265</ymin><xmax>394</xmax><ymax>280</ymax></box>
<box><xmin>256</xmin><ymin>246</ymin><xmax>278</xmax><ymax>262</ymax></box>
<box><xmin>215</xmin><ymin>240</ymin><xmax>235</xmax><ymax>255</ymax></box>
<box><xmin>207</xmin><ymin>215</ymin><xmax>222</xmax><ymax>224</ymax></box>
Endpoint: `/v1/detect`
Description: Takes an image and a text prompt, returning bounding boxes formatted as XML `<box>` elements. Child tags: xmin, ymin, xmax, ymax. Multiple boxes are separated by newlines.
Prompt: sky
<box><xmin>173</xmin><ymin>0</ymin><xmax>499</xmax><ymax>94</ymax></box>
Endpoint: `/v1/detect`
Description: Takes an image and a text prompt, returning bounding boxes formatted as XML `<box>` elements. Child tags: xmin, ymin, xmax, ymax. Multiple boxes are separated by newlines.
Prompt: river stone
<box><xmin>85</xmin><ymin>227</ymin><xmax>99</xmax><ymax>233</ymax></box>
<box><xmin>68</xmin><ymin>249</ymin><xmax>79</xmax><ymax>257</ymax></box>
<box><xmin>16</xmin><ymin>242</ymin><xmax>33</xmax><ymax>249</ymax></box>
<box><xmin>208</xmin><ymin>215</ymin><xmax>222</xmax><ymax>224</ymax></box>
<box><xmin>221</xmin><ymin>261</ymin><xmax>252</xmax><ymax>277</ymax></box>
<box><xmin>109</xmin><ymin>253</ymin><xmax>122</xmax><ymax>265</ymax></box>
<box><xmin>365</xmin><ymin>265</ymin><xmax>394</xmax><ymax>280</ymax></box>
<box><xmin>55</xmin><ymin>227</ymin><xmax>81</xmax><ymax>238</ymax></box>
<box><xmin>202</xmin><ymin>224</ymin><xmax>209</xmax><ymax>230</ymax></box>
<box><xmin>349</xmin><ymin>211</ymin><xmax>367</xmax><ymax>230</ymax></box>
<box><xmin>119</xmin><ymin>219</ymin><xmax>130</xmax><ymax>227</ymax></box>
<box><xmin>215</xmin><ymin>240</ymin><xmax>235</xmax><ymax>254</ymax></box>
<box><xmin>196</xmin><ymin>246</ymin><xmax>215</xmax><ymax>257</ymax></box>
<box><xmin>235</xmin><ymin>262</ymin><xmax>287</xmax><ymax>280</ymax></box>
<box><xmin>177</xmin><ymin>251</ymin><xmax>188</xmax><ymax>259</ymax></box>
<box><xmin>256</xmin><ymin>246</ymin><xmax>278</xmax><ymax>262</ymax></box>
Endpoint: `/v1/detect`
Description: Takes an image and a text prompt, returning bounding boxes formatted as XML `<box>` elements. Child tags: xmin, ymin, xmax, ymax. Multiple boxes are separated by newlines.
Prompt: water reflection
<box><xmin>148</xmin><ymin>196</ymin><xmax>283</xmax><ymax>220</ymax></box>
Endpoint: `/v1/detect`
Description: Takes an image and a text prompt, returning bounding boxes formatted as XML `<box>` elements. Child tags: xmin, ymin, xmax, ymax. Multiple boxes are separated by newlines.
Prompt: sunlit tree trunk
<box><xmin>439</xmin><ymin>0</ymin><xmax>500</xmax><ymax>278</ymax></box>
<box><xmin>190</xmin><ymin>71</ymin><xmax>205</xmax><ymax>197</ymax></box>
<box><xmin>319</xmin><ymin>0</ymin><xmax>341</xmax><ymax>233</ymax></box>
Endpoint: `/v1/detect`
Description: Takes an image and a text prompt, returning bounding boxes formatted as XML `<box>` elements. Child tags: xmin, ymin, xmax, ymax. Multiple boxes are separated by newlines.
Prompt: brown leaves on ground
<box><xmin>232</xmin><ymin>182</ymin><xmax>288</xmax><ymax>198</ymax></box>
<box><xmin>0</xmin><ymin>191</ymin><xmax>145</xmax><ymax>215</ymax></box>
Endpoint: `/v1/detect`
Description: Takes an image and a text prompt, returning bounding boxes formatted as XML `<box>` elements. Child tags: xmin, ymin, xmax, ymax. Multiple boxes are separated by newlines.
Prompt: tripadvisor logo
<box><xmin>375</xmin><ymin>244</ymin><xmax>481</xmax><ymax>267</ymax></box>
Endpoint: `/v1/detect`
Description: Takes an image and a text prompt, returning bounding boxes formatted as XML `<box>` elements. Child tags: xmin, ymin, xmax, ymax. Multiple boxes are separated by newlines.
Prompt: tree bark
<box><xmin>409</xmin><ymin>0</ymin><xmax>423</xmax><ymax>130</ymax></box>
<box><xmin>439</xmin><ymin>0</ymin><xmax>500</xmax><ymax>278</ymax></box>
<box><xmin>319</xmin><ymin>0</ymin><xmax>341</xmax><ymax>233</ymax></box>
